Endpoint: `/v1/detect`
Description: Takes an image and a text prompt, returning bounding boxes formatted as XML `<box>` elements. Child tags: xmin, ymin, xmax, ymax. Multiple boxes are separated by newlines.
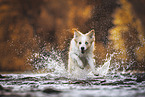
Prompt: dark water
<box><xmin>0</xmin><ymin>72</ymin><xmax>145</xmax><ymax>97</ymax></box>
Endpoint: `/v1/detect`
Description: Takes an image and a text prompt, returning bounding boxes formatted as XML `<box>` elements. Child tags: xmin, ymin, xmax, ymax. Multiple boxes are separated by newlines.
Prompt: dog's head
<box><xmin>73</xmin><ymin>29</ymin><xmax>95</xmax><ymax>54</ymax></box>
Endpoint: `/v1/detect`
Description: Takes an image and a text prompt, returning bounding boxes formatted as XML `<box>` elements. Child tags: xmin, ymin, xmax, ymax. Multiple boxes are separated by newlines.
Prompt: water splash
<box><xmin>29</xmin><ymin>48</ymin><xmax>67</xmax><ymax>76</ymax></box>
<box><xmin>107</xmin><ymin>51</ymin><xmax>135</xmax><ymax>74</ymax></box>
<box><xmin>96</xmin><ymin>53</ymin><xmax>115</xmax><ymax>76</ymax></box>
<box><xmin>95</xmin><ymin>52</ymin><xmax>133</xmax><ymax>76</ymax></box>
<box><xmin>29</xmin><ymin>48</ymin><xmax>133</xmax><ymax>79</ymax></box>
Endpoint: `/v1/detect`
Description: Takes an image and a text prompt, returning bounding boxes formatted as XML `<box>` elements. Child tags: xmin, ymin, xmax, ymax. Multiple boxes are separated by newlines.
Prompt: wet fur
<box><xmin>68</xmin><ymin>29</ymin><xmax>96</xmax><ymax>75</ymax></box>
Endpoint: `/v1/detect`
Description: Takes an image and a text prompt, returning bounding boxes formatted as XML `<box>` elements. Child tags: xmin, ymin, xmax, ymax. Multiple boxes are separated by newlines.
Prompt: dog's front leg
<box><xmin>87</xmin><ymin>57</ymin><xmax>96</xmax><ymax>74</ymax></box>
<box><xmin>70</xmin><ymin>53</ymin><xmax>84</xmax><ymax>69</ymax></box>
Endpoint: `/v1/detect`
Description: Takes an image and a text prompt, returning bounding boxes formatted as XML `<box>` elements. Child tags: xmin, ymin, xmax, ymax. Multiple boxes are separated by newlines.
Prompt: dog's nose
<box><xmin>81</xmin><ymin>47</ymin><xmax>84</xmax><ymax>50</ymax></box>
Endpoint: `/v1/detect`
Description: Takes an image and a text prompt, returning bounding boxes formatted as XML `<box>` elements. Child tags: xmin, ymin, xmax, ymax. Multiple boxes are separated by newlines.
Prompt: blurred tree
<box><xmin>109</xmin><ymin>0</ymin><xmax>145</xmax><ymax>71</ymax></box>
<box><xmin>0</xmin><ymin>0</ymin><xmax>42</xmax><ymax>71</ymax></box>
<box><xmin>0</xmin><ymin>0</ymin><xmax>144</xmax><ymax>72</ymax></box>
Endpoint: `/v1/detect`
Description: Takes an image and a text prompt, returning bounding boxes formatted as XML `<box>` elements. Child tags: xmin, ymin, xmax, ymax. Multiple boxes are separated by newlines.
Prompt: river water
<box><xmin>0</xmin><ymin>51</ymin><xmax>145</xmax><ymax>97</ymax></box>
<box><xmin>1</xmin><ymin>72</ymin><xmax>145</xmax><ymax>97</ymax></box>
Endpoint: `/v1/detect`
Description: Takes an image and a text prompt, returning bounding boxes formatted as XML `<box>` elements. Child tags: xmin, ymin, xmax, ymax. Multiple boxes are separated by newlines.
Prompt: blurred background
<box><xmin>0</xmin><ymin>0</ymin><xmax>144</xmax><ymax>72</ymax></box>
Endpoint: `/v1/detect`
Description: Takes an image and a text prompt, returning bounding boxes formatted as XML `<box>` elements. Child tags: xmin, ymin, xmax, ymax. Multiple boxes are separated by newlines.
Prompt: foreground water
<box><xmin>1</xmin><ymin>51</ymin><xmax>145</xmax><ymax>97</ymax></box>
<box><xmin>0</xmin><ymin>72</ymin><xmax>145</xmax><ymax>97</ymax></box>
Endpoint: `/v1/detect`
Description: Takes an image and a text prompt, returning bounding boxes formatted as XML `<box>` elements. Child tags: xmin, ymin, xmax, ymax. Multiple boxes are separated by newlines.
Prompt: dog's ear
<box><xmin>73</xmin><ymin>29</ymin><xmax>81</xmax><ymax>39</ymax></box>
<box><xmin>86</xmin><ymin>29</ymin><xmax>95</xmax><ymax>39</ymax></box>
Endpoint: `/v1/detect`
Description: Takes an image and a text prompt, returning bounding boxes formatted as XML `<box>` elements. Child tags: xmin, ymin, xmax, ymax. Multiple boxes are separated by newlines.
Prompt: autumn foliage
<box><xmin>0</xmin><ymin>0</ymin><xmax>144</xmax><ymax>72</ymax></box>
<box><xmin>109</xmin><ymin>0</ymin><xmax>145</xmax><ymax>70</ymax></box>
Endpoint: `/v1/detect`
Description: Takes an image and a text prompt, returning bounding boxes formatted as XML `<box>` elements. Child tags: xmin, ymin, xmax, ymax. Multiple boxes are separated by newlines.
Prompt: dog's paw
<box><xmin>79</xmin><ymin>65</ymin><xmax>84</xmax><ymax>69</ymax></box>
<box><xmin>78</xmin><ymin>61</ymin><xmax>84</xmax><ymax>69</ymax></box>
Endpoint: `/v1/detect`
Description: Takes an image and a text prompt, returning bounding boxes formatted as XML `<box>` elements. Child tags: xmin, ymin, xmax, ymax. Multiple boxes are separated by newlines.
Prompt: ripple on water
<box><xmin>0</xmin><ymin>73</ymin><xmax>145</xmax><ymax>97</ymax></box>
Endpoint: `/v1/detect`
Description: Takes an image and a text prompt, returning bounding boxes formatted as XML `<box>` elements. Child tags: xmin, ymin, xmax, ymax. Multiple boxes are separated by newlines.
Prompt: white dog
<box><xmin>68</xmin><ymin>29</ymin><xmax>97</xmax><ymax>76</ymax></box>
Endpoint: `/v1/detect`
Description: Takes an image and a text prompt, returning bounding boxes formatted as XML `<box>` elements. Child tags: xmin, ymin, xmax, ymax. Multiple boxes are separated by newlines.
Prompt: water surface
<box><xmin>0</xmin><ymin>72</ymin><xmax>145</xmax><ymax>97</ymax></box>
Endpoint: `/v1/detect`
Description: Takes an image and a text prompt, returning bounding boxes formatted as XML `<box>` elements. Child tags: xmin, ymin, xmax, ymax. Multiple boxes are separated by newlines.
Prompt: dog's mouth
<box><xmin>81</xmin><ymin>49</ymin><xmax>85</xmax><ymax>54</ymax></box>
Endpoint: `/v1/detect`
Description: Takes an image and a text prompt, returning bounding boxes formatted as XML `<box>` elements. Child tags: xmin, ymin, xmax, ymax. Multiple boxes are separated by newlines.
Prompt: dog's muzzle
<box><xmin>81</xmin><ymin>47</ymin><xmax>85</xmax><ymax>54</ymax></box>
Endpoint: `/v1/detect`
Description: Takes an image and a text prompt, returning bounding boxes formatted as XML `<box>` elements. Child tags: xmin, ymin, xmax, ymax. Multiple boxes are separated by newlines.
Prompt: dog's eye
<box><xmin>85</xmin><ymin>42</ymin><xmax>88</xmax><ymax>45</ymax></box>
<box><xmin>79</xmin><ymin>42</ymin><xmax>81</xmax><ymax>44</ymax></box>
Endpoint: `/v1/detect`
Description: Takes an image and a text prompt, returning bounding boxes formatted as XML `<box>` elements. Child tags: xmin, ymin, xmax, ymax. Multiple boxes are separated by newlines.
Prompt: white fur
<box><xmin>68</xmin><ymin>29</ymin><xmax>97</xmax><ymax>77</ymax></box>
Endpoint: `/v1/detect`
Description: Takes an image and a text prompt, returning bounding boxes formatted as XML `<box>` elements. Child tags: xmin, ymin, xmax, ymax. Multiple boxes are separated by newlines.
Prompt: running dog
<box><xmin>68</xmin><ymin>29</ymin><xmax>97</xmax><ymax>75</ymax></box>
